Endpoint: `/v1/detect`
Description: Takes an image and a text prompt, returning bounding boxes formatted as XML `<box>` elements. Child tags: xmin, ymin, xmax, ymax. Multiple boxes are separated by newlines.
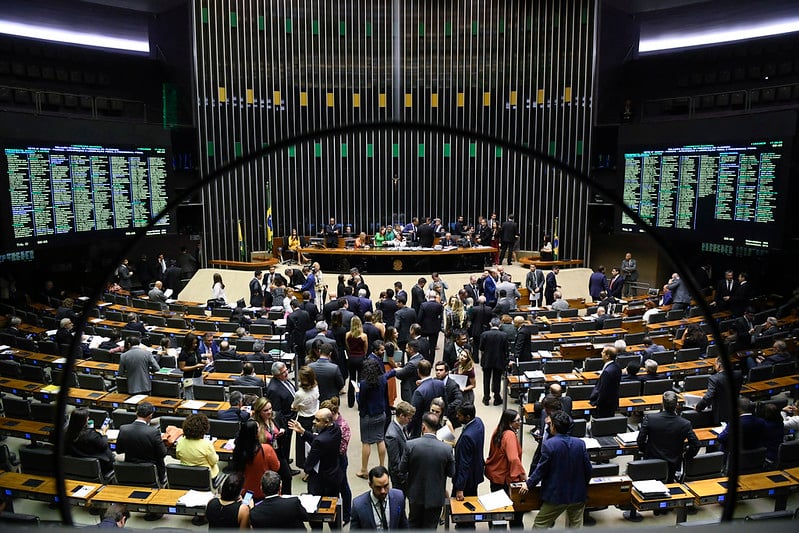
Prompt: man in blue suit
<box><xmin>520</xmin><ymin>410</ymin><xmax>592</xmax><ymax>528</ymax></box>
<box><xmin>452</xmin><ymin>403</ymin><xmax>484</xmax><ymax>530</ymax></box>
<box><xmin>588</xmin><ymin>266</ymin><xmax>608</xmax><ymax>302</ymax></box>
<box><xmin>408</xmin><ymin>360</ymin><xmax>445</xmax><ymax>438</ymax></box>
<box><xmin>350</xmin><ymin>465</ymin><xmax>409</xmax><ymax>530</ymax></box>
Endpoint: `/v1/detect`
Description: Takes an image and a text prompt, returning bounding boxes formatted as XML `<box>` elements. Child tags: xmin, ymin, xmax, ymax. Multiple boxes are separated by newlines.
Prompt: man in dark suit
<box><xmin>443</xmin><ymin>330</ymin><xmax>471</xmax><ymax>370</ymax></box>
<box><xmin>385</xmin><ymin>401</ymin><xmax>416</xmax><ymax>493</ymax></box>
<box><xmin>519</xmin><ymin>411</ymin><xmax>592</xmax><ymax>528</ymax></box>
<box><xmin>589</xmin><ymin>346</ymin><xmax>622</xmax><ymax>418</ymax></box>
<box><xmin>322</xmin><ymin>296</ymin><xmax>340</xmax><ymax>324</ymax></box>
<box><xmin>393</xmin><ymin>295</ymin><xmax>416</xmax><ymax>351</ymax></box>
<box><xmin>289</xmin><ymin>408</ymin><xmax>343</xmax><ymax>500</ymax></box>
<box><xmin>116</xmin><ymin>402</ymin><xmax>168</xmax><ymax>484</ymax></box>
<box><xmin>418</xmin><ymin>292</ymin><xmax>444</xmax><ymax>361</ymax></box>
<box><xmin>122</xmin><ymin>312</ymin><xmax>148</xmax><ymax>340</ymax></box>
<box><xmin>607</xmin><ymin>267</ymin><xmax>624</xmax><ymax>299</ymax></box>
<box><xmin>323</xmin><ymin>217</ymin><xmax>341</xmax><ymax>248</ymax></box>
<box><xmin>714</xmin><ymin>270</ymin><xmax>738</xmax><ymax>311</ymax></box>
<box><xmin>396</xmin><ymin>340</ymin><xmax>425</xmax><ymax>402</ymax></box>
<box><xmin>548</xmin><ymin>383</ymin><xmax>572</xmax><ymax>416</ymax></box>
<box><xmin>417</xmin><ymin>217</ymin><xmax>436</xmax><ymax>248</ymax></box>
<box><xmin>163</xmin><ymin>259</ymin><xmax>182</xmax><ymax>296</ymax></box>
<box><xmin>452</xmin><ymin>404</ymin><xmax>485</xmax><ymax>510</ymax></box>
<box><xmin>463</xmin><ymin>274</ymin><xmax>481</xmax><ymax>303</ymax></box>
<box><xmin>394</xmin><ymin>281</ymin><xmax>408</xmax><ymax>304</ymax></box>
<box><xmin>717</xmin><ymin>397</ymin><xmax>766</xmax><ymax>455</ymax></box>
<box><xmin>286</xmin><ymin>299</ymin><xmax>313</xmax><ymax>367</ymax></box>
<box><xmin>249</xmin><ymin>471</ymin><xmax>308</xmax><ymax>529</ymax></box>
<box><xmin>249</xmin><ymin>270</ymin><xmax>264</xmax><ymax>307</ymax></box>
<box><xmin>408</xmin><ymin>361</ymin><xmax>445</xmax><ymax>438</ymax></box>
<box><xmin>400</xmin><ymin>412</ymin><xmax>455</xmax><ymax>529</ymax></box>
<box><xmin>729</xmin><ymin>272</ymin><xmax>751</xmax><ymax>316</ymax></box>
<box><xmin>545</xmin><ymin>266</ymin><xmax>560</xmax><ymax>306</ymax></box>
<box><xmin>637</xmin><ymin>391</ymin><xmax>701</xmax><ymax>483</ymax></box>
<box><xmin>435</xmin><ymin>360</ymin><xmax>464</xmax><ymax>429</ymax></box>
<box><xmin>309</xmin><ymin>344</ymin><xmax>345</xmax><ymax>402</ymax></box>
<box><xmin>234</xmin><ymin>362</ymin><xmax>266</xmax><ymax>388</ymax></box>
<box><xmin>588</xmin><ymin>266</ymin><xmax>608</xmax><ymax>302</ymax></box>
<box><xmin>411</xmin><ymin>278</ymin><xmax>427</xmax><ymax>316</ymax></box>
<box><xmin>468</xmin><ymin>296</ymin><xmax>494</xmax><ymax>363</ymax></box>
<box><xmin>514</xmin><ymin>317</ymin><xmax>536</xmax><ymax>363</ymax></box>
<box><xmin>377</xmin><ymin>289</ymin><xmax>398</xmax><ymax>327</ymax></box>
<box><xmin>266</xmin><ymin>362</ymin><xmax>298</xmax><ymax>474</ymax></box>
<box><xmin>499</xmin><ymin>214</ymin><xmax>519</xmax><ymax>265</ymax></box>
<box><xmin>350</xmin><ymin>466</ymin><xmax>409</xmax><ymax>530</ymax></box>
<box><xmin>734</xmin><ymin>307</ymin><xmax>757</xmax><ymax>348</ymax></box>
<box><xmin>480</xmin><ymin>317</ymin><xmax>509</xmax><ymax>406</ymax></box>
<box><xmin>695</xmin><ymin>357</ymin><xmax>742</xmax><ymax>424</ymax></box>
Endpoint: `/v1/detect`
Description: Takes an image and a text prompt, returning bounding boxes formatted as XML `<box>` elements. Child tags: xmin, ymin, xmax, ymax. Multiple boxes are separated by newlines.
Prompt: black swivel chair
<box><xmin>775</xmin><ymin>440</ymin><xmax>799</xmax><ymax>469</ymax></box>
<box><xmin>542</xmin><ymin>360</ymin><xmax>574</xmax><ymax>374</ymax></box>
<box><xmin>680</xmin><ymin>409</ymin><xmax>716</xmax><ymax>429</ymax></box>
<box><xmin>208</xmin><ymin>419</ymin><xmax>241</xmax><ymax>439</ymax></box>
<box><xmin>2</xmin><ymin>397</ymin><xmax>31</xmax><ymax>419</ymax></box>
<box><xmin>159</xmin><ymin>416</ymin><xmax>187</xmax><ymax>433</ymax></box>
<box><xmin>642</xmin><ymin>379</ymin><xmax>674</xmax><ymax>396</ymax></box>
<box><xmin>680</xmin><ymin>452</ymin><xmax>725</xmax><ymax>482</ymax></box>
<box><xmin>650</xmin><ymin>350</ymin><xmax>675</xmax><ymax>365</ymax></box>
<box><xmin>193</xmin><ymin>384</ymin><xmax>226</xmax><ymax>401</ymax></box>
<box><xmin>566</xmin><ymin>385</ymin><xmax>594</xmax><ymax>401</ymax></box>
<box><xmin>589</xmin><ymin>416</ymin><xmax>628</xmax><ymax>437</ymax></box>
<box><xmin>737</xmin><ymin>447</ymin><xmax>767</xmax><ymax>474</ymax></box>
<box><xmin>166</xmin><ymin>464</ymin><xmax>213</xmax><ymax>491</ymax></box>
<box><xmin>682</xmin><ymin>374</ymin><xmax>710</xmax><ymax>392</ymax></box>
<box><xmin>618</xmin><ymin>380</ymin><xmax>642</xmax><ymax>398</ymax></box>
<box><xmin>747</xmin><ymin>365</ymin><xmax>773</xmax><ymax>383</ymax></box>
<box><xmin>19</xmin><ymin>447</ymin><xmax>55</xmax><ymax>476</ymax></box>
<box><xmin>675</xmin><ymin>348</ymin><xmax>701</xmax><ymax>362</ymax></box>
<box><xmin>151</xmin><ymin>380</ymin><xmax>181</xmax><ymax>398</ymax></box>
<box><xmin>550</xmin><ymin>322</ymin><xmax>573</xmax><ymax>333</ymax></box>
<box><xmin>583</xmin><ymin>358</ymin><xmax>604</xmax><ymax>372</ymax></box>
<box><xmin>229</xmin><ymin>385</ymin><xmax>263</xmax><ymax>397</ymax></box>
<box><xmin>114</xmin><ymin>461</ymin><xmax>160</xmax><ymax>488</ymax></box>
<box><xmin>214</xmin><ymin>360</ymin><xmax>243</xmax><ymax>373</ymax></box>
<box><xmin>63</xmin><ymin>455</ymin><xmax>114</xmax><ymax>484</ymax></box>
<box><xmin>218</xmin><ymin>322</ymin><xmax>240</xmax><ymax>333</ymax></box>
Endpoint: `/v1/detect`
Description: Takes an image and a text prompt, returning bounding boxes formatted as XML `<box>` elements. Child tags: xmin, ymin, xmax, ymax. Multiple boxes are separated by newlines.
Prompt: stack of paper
<box><xmin>478</xmin><ymin>490</ymin><xmax>514</xmax><ymax>511</ymax></box>
<box><xmin>632</xmin><ymin>480</ymin><xmax>670</xmax><ymax>499</ymax></box>
<box><xmin>297</xmin><ymin>494</ymin><xmax>321</xmax><ymax>514</ymax></box>
<box><xmin>682</xmin><ymin>393</ymin><xmax>702</xmax><ymax>408</ymax></box>
<box><xmin>181</xmin><ymin>400</ymin><xmax>207</xmax><ymax>410</ymax></box>
<box><xmin>616</xmin><ymin>431</ymin><xmax>639</xmax><ymax>445</ymax></box>
<box><xmin>177</xmin><ymin>490</ymin><xmax>215</xmax><ymax>508</ymax></box>
<box><xmin>124</xmin><ymin>394</ymin><xmax>148</xmax><ymax>404</ymax></box>
<box><xmin>580</xmin><ymin>437</ymin><xmax>601</xmax><ymax>449</ymax></box>
<box><xmin>524</xmin><ymin>370</ymin><xmax>546</xmax><ymax>381</ymax></box>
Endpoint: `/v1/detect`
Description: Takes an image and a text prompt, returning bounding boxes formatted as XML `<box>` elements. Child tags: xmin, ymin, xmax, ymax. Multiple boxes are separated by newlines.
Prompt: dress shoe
<box><xmin>493</xmin><ymin>399</ymin><xmax>503</xmax><ymax>406</ymax></box>
<box><xmin>291</xmin><ymin>468</ymin><xmax>301</xmax><ymax>476</ymax></box>
<box><xmin>482</xmin><ymin>398</ymin><xmax>490</xmax><ymax>406</ymax></box>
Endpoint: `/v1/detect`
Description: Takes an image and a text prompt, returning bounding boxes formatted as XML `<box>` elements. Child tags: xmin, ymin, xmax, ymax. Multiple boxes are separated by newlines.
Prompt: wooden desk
<box><xmin>569</xmin><ymin>394</ymin><xmax>673</xmax><ymax>416</ymax></box>
<box><xmin>509</xmin><ymin>476</ymin><xmax>632</xmax><ymax>512</ymax></box>
<box><xmin>738</xmin><ymin>470</ymin><xmax>799</xmax><ymax>511</ymax></box>
<box><xmin>8</xmin><ymin>349</ymin><xmax>60</xmax><ymax>366</ymax></box>
<box><xmin>34</xmin><ymin>386</ymin><xmax>108</xmax><ymax>406</ymax></box>
<box><xmin>95</xmin><ymin>392</ymin><xmax>134</xmax><ymax>410</ymax></box>
<box><xmin>631</xmin><ymin>483</ymin><xmax>694</xmax><ymax>524</ymax></box>
<box><xmin>537</xmin><ymin>328</ymin><xmax>627</xmax><ymax>342</ymax></box>
<box><xmin>76</xmin><ymin>360</ymin><xmax>120</xmax><ymax>378</ymax></box>
<box><xmin>0</xmin><ymin>377</ymin><xmax>41</xmax><ymax>397</ymax></box>
<box><xmin>143</xmin><ymin>395</ymin><xmax>183</xmax><ymax>413</ymax></box>
<box><xmin>147</xmin><ymin>488</ymin><xmax>209</xmax><ymax>516</ymax></box>
<box><xmin>685</xmin><ymin>477</ymin><xmax>742</xmax><ymax>505</ymax></box>
<box><xmin>446</xmin><ymin>496</ymin><xmax>516</xmax><ymax>529</ymax></box>
<box><xmin>743</xmin><ymin>374</ymin><xmax>799</xmax><ymax>397</ymax></box>
<box><xmin>89</xmin><ymin>485</ymin><xmax>158</xmax><ymax>512</ymax></box>
<box><xmin>0</xmin><ymin>472</ymin><xmax>56</xmax><ymax>503</ymax></box>
<box><xmin>302</xmin><ymin>246</ymin><xmax>496</xmax><ymax>273</ymax></box>
<box><xmin>518</xmin><ymin>258</ymin><xmax>584</xmax><ymax>268</ymax></box>
<box><xmin>308</xmin><ymin>496</ymin><xmax>340</xmax><ymax>527</ymax></box>
<box><xmin>0</xmin><ymin>416</ymin><xmax>54</xmax><ymax>444</ymax></box>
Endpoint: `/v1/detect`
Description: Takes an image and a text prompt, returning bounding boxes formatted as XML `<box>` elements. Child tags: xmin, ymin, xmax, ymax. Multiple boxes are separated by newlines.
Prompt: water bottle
<box><xmin>88</xmin><ymin>419</ymin><xmax>94</xmax><ymax>429</ymax></box>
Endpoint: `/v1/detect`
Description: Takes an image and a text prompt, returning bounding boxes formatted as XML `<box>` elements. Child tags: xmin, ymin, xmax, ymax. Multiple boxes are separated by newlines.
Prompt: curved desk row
<box><xmin>300</xmin><ymin>245</ymin><xmax>497</xmax><ymax>273</ymax></box>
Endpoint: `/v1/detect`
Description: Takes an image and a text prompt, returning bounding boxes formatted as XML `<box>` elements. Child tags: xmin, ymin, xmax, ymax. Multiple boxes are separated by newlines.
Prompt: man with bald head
<box><xmin>548</xmin><ymin>383</ymin><xmax>572</xmax><ymax>416</ymax></box>
<box><xmin>288</xmin><ymin>408</ymin><xmax>343</xmax><ymax>500</ymax></box>
<box><xmin>637</xmin><ymin>391</ymin><xmax>700</xmax><ymax>483</ymax></box>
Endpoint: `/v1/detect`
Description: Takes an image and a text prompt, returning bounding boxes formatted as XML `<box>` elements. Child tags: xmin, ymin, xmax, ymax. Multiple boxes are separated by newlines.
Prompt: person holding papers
<box><xmin>637</xmin><ymin>391</ymin><xmax>700</xmax><ymax>484</ymax></box>
<box><xmin>248</xmin><ymin>471</ymin><xmax>307</xmax><ymax>529</ymax></box>
<box><xmin>519</xmin><ymin>411</ymin><xmax>592</xmax><ymax>528</ymax></box>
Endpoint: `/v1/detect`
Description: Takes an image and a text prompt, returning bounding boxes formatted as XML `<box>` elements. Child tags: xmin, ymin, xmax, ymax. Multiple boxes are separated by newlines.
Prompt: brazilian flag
<box><xmin>265</xmin><ymin>181</ymin><xmax>273</xmax><ymax>252</ymax></box>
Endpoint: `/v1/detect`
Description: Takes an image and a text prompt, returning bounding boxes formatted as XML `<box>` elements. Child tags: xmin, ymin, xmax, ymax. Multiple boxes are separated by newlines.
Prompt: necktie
<box><xmin>727</xmin><ymin>281</ymin><xmax>732</xmax><ymax>292</ymax></box>
<box><xmin>378</xmin><ymin>500</ymin><xmax>388</xmax><ymax>530</ymax></box>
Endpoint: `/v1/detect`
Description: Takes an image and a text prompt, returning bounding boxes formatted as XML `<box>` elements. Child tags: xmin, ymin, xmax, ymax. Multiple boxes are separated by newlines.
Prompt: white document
<box><xmin>616</xmin><ymin>431</ymin><xmax>639</xmax><ymax>445</ymax></box>
<box><xmin>46</xmin><ymin>329</ymin><xmax>58</xmax><ymax>337</ymax></box>
<box><xmin>124</xmin><ymin>394</ymin><xmax>148</xmax><ymax>404</ymax></box>
<box><xmin>581</xmin><ymin>437</ymin><xmax>601</xmax><ymax>449</ymax></box>
<box><xmin>71</xmin><ymin>485</ymin><xmax>97</xmax><ymax>498</ymax></box>
<box><xmin>78</xmin><ymin>296</ymin><xmax>90</xmax><ymax>301</ymax></box>
<box><xmin>0</xmin><ymin>345</ymin><xmax>10</xmax><ymax>352</ymax></box>
<box><xmin>223</xmin><ymin>438</ymin><xmax>236</xmax><ymax>450</ymax></box>
<box><xmin>90</xmin><ymin>318</ymin><xmax>103</xmax><ymax>324</ymax></box>
<box><xmin>164</xmin><ymin>289</ymin><xmax>174</xmax><ymax>298</ymax></box>
<box><xmin>633</xmin><ymin>480</ymin><xmax>669</xmax><ymax>496</ymax></box>
<box><xmin>524</xmin><ymin>370</ymin><xmax>546</xmax><ymax>381</ymax></box>
<box><xmin>297</xmin><ymin>494</ymin><xmax>321</xmax><ymax>514</ymax></box>
<box><xmin>53</xmin><ymin>357</ymin><xmax>68</xmax><ymax>364</ymax></box>
<box><xmin>176</xmin><ymin>489</ymin><xmax>215</xmax><ymax>508</ymax></box>
<box><xmin>449</xmin><ymin>373</ymin><xmax>468</xmax><ymax>390</ymax></box>
<box><xmin>104</xmin><ymin>429</ymin><xmax>120</xmax><ymax>440</ymax></box>
<box><xmin>180</xmin><ymin>400</ymin><xmax>207</xmax><ymax>410</ymax></box>
<box><xmin>478</xmin><ymin>489</ymin><xmax>514</xmax><ymax>511</ymax></box>
<box><xmin>538</xmin><ymin>350</ymin><xmax>552</xmax><ymax>358</ymax></box>
<box><xmin>682</xmin><ymin>393</ymin><xmax>702</xmax><ymax>408</ymax></box>
<box><xmin>436</xmin><ymin>425</ymin><xmax>456</xmax><ymax>443</ymax></box>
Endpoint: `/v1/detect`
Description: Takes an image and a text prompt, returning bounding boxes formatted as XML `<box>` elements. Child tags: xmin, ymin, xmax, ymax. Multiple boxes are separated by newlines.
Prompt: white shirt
<box><xmin>369</xmin><ymin>492</ymin><xmax>390</xmax><ymax>530</ymax></box>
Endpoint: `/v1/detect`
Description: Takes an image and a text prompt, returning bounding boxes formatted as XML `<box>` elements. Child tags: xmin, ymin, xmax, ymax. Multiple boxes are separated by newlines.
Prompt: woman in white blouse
<box><xmin>211</xmin><ymin>272</ymin><xmax>226</xmax><ymax>302</ymax></box>
<box><xmin>291</xmin><ymin>366</ymin><xmax>320</xmax><ymax>478</ymax></box>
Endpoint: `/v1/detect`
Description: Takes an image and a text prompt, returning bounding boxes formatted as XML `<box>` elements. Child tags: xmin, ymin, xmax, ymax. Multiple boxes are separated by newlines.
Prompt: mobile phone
<box><xmin>102</xmin><ymin>417</ymin><xmax>111</xmax><ymax>428</ymax></box>
<box><xmin>242</xmin><ymin>491</ymin><xmax>253</xmax><ymax>505</ymax></box>
<box><xmin>464</xmin><ymin>502</ymin><xmax>476</xmax><ymax>511</ymax></box>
